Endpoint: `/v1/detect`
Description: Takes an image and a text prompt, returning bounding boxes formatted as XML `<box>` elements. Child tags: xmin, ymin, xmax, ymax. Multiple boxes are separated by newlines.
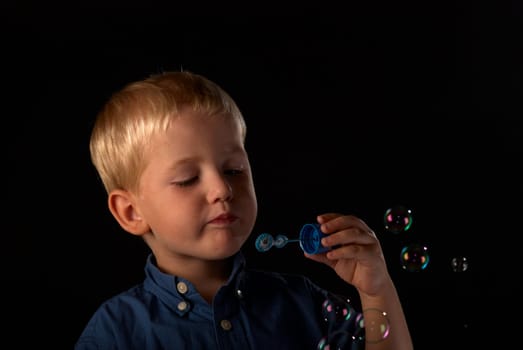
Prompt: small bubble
<box><xmin>355</xmin><ymin>308</ymin><xmax>391</xmax><ymax>343</ymax></box>
<box><xmin>274</xmin><ymin>234</ymin><xmax>289</xmax><ymax>248</ymax></box>
<box><xmin>383</xmin><ymin>205</ymin><xmax>413</xmax><ymax>234</ymax></box>
<box><xmin>451</xmin><ymin>256</ymin><xmax>469</xmax><ymax>272</ymax></box>
<box><xmin>254</xmin><ymin>233</ymin><xmax>274</xmax><ymax>252</ymax></box>
<box><xmin>317</xmin><ymin>330</ymin><xmax>362</xmax><ymax>350</ymax></box>
<box><xmin>400</xmin><ymin>243</ymin><xmax>429</xmax><ymax>271</ymax></box>
<box><xmin>322</xmin><ymin>298</ymin><xmax>353</xmax><ymax>323</ymax></box>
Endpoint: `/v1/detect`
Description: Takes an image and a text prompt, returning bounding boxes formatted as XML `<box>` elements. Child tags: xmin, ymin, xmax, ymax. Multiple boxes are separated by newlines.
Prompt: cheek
<box><xmin>145</xmin><ymin>199</ymin><xmax>195</xmax><ymax>236</ymax></box>
<box><xmin>138</xmin><ymin>191</ymin><xmax>182</xmax><ymax>221</ymax></box>
<box><xmin>234</xmin><ymin>180</ymin><xmax>256</xmax><ymax>199</ymax></box>
<box><xmin>236</xmin><ymin>183</ymin><xmax>258</xmax><ymax>215</ymax></box>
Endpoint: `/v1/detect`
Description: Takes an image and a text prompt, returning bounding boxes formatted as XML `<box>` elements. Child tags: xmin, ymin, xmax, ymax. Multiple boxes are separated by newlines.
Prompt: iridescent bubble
<box><xmin>355</xmin><ymin>308</ymin><xmax>391</xmax><ymax>343</ymax></box>
<box><xmin>451</xmin><ymin>256</ymin><xmax>469</xmax><ymax>272</ymax></box>
<box><xmin>383</xmin><ymin>205</ymin><xmax>413</xmax><ymax>234</ymax></box>
<box><xmin>274</xmin><ymin>234</ymin><xmax>289</xmax><ymax>248</ymax></box>
<box><xmin>400</xmin><ymin>243</ymin><xmax>429</xmax><ymax>272</ymax></box>
<box><xmin>255</xmin><ymin>233</ymin><xmax>274</xmax><ymax>252</ymax></box>
<box><xmin>316</xmin><ymin>330</ymin><xmax>363</xmax><ymax>350</ymax></box>
<box><xmin>318</xmin><ymin>296</ymin><xmax>365</xmax><ymax>349</ymax></box>
<box><xmin>322</xmin><ymin>298</ymin><xmax>353</xmax><ymax>323</ymax></box>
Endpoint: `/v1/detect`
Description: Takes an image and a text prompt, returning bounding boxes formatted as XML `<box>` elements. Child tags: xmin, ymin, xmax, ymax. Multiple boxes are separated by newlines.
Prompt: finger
<box><xmin>321</xmin><ymin>215</ymin><xmax>371</xmax><ymax>234</ymax></box>
<box><xmin>317</xmin><ymin>213</ymin><xmax>344</xmax><ymax>225</ymax></box>
<box><xmin>303</xmin><ymin>251</ymin><xmax>331</xmax><ymax>265</ymax></box>
<box><xmin>321</xmin><ymin>227</ymin><xmax>377</xmax><ymax>248</ymax></box>
<box><xmin>326</xmin><ymin>242</ymin><xmax>376</xmax><ymax>260</ymax></box>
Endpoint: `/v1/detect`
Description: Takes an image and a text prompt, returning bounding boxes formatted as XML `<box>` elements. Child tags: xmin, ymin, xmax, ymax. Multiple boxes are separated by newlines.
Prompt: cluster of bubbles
<box><xmin>316</xmin><ymin>295</ymin><xmax>390</xmax><ymax>349</ymax></box>
<box><xmin>255</xmin><ymin>233</ymin><xmax>298</xmax><ymax>252</ymax></box>
<box><xmin>383</xmin><ymin>205</ymin><xmax>429</xmax><ymax>272</ymax></box>
<box><xmin>384</xmin><ymin>204</ymin><xmax>468</xmax><ymax>273</ymax></box>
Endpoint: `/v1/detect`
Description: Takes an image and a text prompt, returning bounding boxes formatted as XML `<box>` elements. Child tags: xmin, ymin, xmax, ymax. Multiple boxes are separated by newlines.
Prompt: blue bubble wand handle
<box><xmin>298</xmin><ymin>223</ymin><xmax>330</xmax><ymax>254</ymax></box>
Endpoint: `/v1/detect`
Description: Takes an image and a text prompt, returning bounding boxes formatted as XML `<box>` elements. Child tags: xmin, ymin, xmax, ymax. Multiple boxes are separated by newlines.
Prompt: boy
<box><xmin>75</xmin><ymin>71</ymin><xmax>413</xmax><ymax>349</ymax></box>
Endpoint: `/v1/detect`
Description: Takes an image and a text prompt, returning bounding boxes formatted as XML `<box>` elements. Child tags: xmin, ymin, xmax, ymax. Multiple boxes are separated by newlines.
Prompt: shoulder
<box><xmin>75</xmin><ymin>283</ymin><xmax>149</xmax><ymax>348</ymax></box>
<box><xmin>95</xmin><ymin>283</ymin><xmax>151</xmax><ymax>318</ymax></box>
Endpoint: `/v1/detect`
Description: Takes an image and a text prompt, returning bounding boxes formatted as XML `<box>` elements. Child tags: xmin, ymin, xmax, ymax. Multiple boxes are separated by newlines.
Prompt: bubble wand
<box><xmin>255</xmin><ymin>223</ymin><xmax>331</xmax><ymax>255</ymax></box>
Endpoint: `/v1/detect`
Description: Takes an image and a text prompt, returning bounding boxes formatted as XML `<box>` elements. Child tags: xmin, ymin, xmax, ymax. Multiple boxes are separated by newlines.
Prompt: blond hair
<box><xmin>89</xmin><ymin>71</ymin><xmax>246</xmax><ymax>194</ymax></box>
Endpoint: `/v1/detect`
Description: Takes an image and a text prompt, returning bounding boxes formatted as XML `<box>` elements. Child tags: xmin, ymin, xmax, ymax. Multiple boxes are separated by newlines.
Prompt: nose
<box><xmin>207</xmin><ymin>174</ymin><xmax>233</xmax><ymax>203</ymax></box>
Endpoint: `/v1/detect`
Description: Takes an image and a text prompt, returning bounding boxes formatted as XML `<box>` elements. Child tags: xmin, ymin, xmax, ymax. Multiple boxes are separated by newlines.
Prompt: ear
<box><xmin>108</xmin><ymin>189</ymin><xmax>150</xmax><ymax>236</ymax></box>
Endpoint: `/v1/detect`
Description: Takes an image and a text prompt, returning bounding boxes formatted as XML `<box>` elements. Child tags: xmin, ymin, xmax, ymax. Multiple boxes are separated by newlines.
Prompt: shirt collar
<box><xmin>143</xmin><ymin>251</ymin><xmax>247</xmax><ymax>315</ymax></box>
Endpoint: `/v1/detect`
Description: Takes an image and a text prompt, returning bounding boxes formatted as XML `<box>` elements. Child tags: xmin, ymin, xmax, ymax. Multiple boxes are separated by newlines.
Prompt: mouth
<box><xmin>209</xmin><ymin>213</ymin><xmax>238</xmax><ymax>225</ymax></box>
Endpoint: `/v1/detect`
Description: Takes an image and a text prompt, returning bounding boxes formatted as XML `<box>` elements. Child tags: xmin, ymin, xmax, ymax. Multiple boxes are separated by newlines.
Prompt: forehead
<box><xmin>155</xmin><ymin>110</ymin><xmax>245</xmax><ymax>149</ymax></box>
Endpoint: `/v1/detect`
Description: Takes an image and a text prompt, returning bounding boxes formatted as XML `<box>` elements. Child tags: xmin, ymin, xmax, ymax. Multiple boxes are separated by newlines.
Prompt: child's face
<box><xmin>134</xmin><ymin>110</ymin><xmax>257</xmax><ymax>267</ymax></box>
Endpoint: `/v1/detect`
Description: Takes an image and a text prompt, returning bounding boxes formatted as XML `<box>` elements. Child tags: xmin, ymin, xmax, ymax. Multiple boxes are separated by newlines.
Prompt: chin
<box><xmin>206</xmin><ymin>242</ymin><xmax>243</xmax><ymax>260</ymax></box>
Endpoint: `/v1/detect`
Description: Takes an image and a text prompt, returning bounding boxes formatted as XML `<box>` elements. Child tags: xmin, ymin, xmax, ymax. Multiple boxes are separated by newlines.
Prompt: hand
<box><xmin>304</xmin><ymin>213</ymin><xmax>390</xmax><ymax>296</ymax></box>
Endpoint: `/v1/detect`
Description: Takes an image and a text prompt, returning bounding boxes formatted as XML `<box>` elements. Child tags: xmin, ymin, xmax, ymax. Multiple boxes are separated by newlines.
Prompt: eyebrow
<box><xmin>167</xmin><ymin>146</ymin><xmax>246</xmax><ymax>170</ymax></box>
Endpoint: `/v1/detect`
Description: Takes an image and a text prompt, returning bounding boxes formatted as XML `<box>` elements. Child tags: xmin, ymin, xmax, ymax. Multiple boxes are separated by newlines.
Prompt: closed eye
<box><xmin>173</xmin><ymin>168</ymin><xmax>243</xmax><ymax>187</ymax></box>
<box><xmin>225</xmin><ymin>168</ymin><xmax>244</xmax><ymax>176</ymax></box>
<box><xmin>173</xmin><ymin>177</ymin><xmax>198</xmax><ymax>187</ymax></box>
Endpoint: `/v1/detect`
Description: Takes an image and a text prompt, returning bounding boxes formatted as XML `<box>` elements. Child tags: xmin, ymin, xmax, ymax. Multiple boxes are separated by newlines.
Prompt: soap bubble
<box><xmin>383</xmin><ymin>205</ymin><xmax>413</xmax><ymax>234</ymax></box>
<box><xmin>355</xmin><ymin>308</ymin><xmax>391</xmax><ymax>343</ymax></box>
<box><xmin>274</xmin><ymin>234</ymin><xmax>290</xmax><ymax>248</ymax></box>
<box><xmin>322</xmin><ymin>298</ymin><xmax>353</xmax><ymax>323</ymax></box>
<box><xmin>400</xmin><ymin>243</ymin><xmax>429</xmax><ymax>271</ymax></box>
<box><xmin>254</xmin><ymin>233</ymin><xmax>274</xmax><ymax>252</ymax></box>
<box><xmin>316</xmin><ymin>330</ymin><xmax>363</xmax><ymax>350</ymax></box>
<box><xmin>451</xmin><ymin>256</ymin><xmax>469</xmax><ymax>272</ymax></box>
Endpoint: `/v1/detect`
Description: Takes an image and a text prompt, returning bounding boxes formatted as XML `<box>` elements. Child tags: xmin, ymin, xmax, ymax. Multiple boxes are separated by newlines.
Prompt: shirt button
<box><xmin>220</xmin><ymin>319</ymin><xmax>232</xmax><ymax>331</ymax></box>
<box><xmin>177</xmin><ymin>301</ymin><xmax>188</xmax><ymax>311</ymax></box>
<box><xmin>177</xmin><ymin>282</ymin><xmax>188</xmax><ymax>294</ymax></box>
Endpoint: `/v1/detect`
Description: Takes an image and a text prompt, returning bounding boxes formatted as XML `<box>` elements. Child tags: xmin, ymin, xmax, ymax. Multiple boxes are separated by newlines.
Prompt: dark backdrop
<box><xmin>3</xmin><ymin>2</ymin><xmax>522</xmax><ymax>349</ymax></box>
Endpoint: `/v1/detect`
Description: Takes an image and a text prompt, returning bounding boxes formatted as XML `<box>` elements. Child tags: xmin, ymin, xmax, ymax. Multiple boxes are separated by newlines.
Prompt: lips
<box><xmin>210</xmin><ymin>213</ymin><xmax>238</xmax><ymax>224</ymax></box>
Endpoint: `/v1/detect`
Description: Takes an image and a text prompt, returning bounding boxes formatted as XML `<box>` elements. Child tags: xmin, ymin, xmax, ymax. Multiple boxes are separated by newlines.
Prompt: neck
<box><xmin>154</xmin><ymin>253</ymin><xmax>234</xmax><ymax>303</ymax></box>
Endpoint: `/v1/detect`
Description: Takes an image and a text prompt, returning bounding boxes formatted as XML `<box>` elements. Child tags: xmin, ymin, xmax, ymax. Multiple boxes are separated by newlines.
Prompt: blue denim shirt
<box><xmin>75</xmin><ymin>252</ymin><xmax>363</xmax><ymax>350</ymax></box>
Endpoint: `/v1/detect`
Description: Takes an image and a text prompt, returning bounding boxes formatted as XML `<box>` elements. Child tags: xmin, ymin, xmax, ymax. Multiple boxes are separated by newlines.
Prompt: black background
<box><xmin>3</xmin><ymin>2</ymin><xmax>522</xmax><ymax>349</ymax></box>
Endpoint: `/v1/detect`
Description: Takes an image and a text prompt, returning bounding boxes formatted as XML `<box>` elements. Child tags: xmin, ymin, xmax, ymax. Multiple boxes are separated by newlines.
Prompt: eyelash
<box><xmin>225</xmin><ymin>168</ymin><xmax>244</xmax><ymax>176</ymax></box>
<box><xmin>173</xmin><ymin>169</ymin><xmax>244</xmax><ymax>188</ymax></box>
<box><xmin>174</xmin><ymin>177</ymin><xmax>198</xmax><ymax>187</ymax></box>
